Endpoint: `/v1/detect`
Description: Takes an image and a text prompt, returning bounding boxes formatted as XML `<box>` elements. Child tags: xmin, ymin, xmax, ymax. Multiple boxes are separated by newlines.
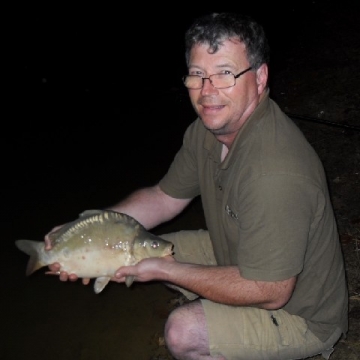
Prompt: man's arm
<box><xmin>167</xmin><ymin>263</ymin><xmax>296</xmax><ymax>309</ymax></box>
<box><xmin>107</xmin><ymin>183</ymin><xmax>192</xmax><ymax>230</ymax></box>
<box><xmin>114</xmin><ymin>258</ymin><xmax>296</xmax><ymax>309</ymax></box>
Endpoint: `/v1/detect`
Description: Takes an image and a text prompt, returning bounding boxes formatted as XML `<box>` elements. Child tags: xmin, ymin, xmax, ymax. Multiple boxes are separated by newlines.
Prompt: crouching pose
<box><xmin>45</xmin><ymin>12</ymin><xmax>348</xmax><ymax>360</ymax></box>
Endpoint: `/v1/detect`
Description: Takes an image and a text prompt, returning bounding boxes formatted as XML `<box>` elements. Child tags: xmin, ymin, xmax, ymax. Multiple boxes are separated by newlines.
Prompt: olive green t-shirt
<box><xmin>159</xmin><ymin>90</ymin><xmax>348</xmax><ymax>342</ymax></box>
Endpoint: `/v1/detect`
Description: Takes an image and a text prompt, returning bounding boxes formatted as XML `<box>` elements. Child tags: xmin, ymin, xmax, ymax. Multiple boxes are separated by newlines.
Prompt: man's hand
<box><xmin>44</xmin><ymin>225</ymin><xmax>91</xmax><ymax>285</ymax></box>
<box><xmin>112</xmin><ymin>255</ymin><xmax>175</xmax><ymax>284</ymax></box>
<box><xmin>45</xmin><ymin>262</ymin><xmax>91</xmax><ymax>285</ymax></box>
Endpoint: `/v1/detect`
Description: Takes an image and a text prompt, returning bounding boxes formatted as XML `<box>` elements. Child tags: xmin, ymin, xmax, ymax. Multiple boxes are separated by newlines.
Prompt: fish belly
<box><xmin>47</xmin><ymin>247</ymin><xmax>134</xmax><ymax>278</ymax></box>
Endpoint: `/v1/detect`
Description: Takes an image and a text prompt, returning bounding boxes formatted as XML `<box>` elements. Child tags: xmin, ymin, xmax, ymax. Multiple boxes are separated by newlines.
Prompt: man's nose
<box><xmin>201</xmin><ymin>78</ymin><xmax>218</xmax><ymax>93</ymax></box>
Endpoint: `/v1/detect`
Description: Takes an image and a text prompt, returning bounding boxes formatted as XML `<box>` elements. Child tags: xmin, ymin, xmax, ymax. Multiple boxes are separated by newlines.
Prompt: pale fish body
<box><xmin>15</xmin><ymin>210</ymin><xmax>173</xmax><ymax>294</ymax></box>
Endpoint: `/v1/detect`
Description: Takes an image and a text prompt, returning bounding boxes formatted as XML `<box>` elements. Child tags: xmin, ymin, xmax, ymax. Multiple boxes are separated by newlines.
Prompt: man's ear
<box><xmin>256</xmin><ymin>63</ymin><xmax>268</xmax><ymax>94</ymax></box>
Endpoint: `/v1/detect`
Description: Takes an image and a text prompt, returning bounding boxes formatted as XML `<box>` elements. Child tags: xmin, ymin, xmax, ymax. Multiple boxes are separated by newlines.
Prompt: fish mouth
<box><xmin>165</xmin><ymin>245</ymin><xmax>174</xmax><ymax>256</ymax></box>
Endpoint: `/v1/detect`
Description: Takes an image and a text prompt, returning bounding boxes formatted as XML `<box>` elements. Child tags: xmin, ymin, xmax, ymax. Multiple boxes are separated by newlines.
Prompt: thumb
<box><xmin>114</xmin><ymin>265</ymin><xmax>137</xmax><ymax>280</ymax></box>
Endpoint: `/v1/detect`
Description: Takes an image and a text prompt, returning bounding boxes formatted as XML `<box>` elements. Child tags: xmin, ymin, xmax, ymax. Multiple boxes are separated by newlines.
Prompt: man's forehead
<box><xmin>190</xmin><ymin>39</ymin><xmax>246</xmax><ymax>61</ymax></box>
<box><xmin>192</xmin><ymin>37</ymin><xmax>244</xmax><ymax>51</ymax></box>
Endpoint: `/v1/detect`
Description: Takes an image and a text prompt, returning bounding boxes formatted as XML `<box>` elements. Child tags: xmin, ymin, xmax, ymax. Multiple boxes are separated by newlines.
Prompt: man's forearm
<box><xmin>162</xmin><ymin>262</ymin><xmax>296</xmax><ymax>309</ymax></box>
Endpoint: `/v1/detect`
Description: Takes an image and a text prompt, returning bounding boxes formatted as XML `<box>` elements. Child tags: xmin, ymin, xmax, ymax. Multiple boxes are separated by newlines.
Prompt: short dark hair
<box><xmin>185</xmin><ymin>12</ymin><xmax>270</xmax><ymax>70</ymax></box>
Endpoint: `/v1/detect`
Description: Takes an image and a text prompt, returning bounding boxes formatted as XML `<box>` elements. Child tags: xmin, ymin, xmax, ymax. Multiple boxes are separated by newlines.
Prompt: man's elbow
<box><xmin>262</xmin><ymin>295</ymin><xmax>291</xmax><ymax>310</ymax></box>
<box><xmin>261</xmin><ymin>277</ymin><xmax>296</xmax><ymax>310</ymax></box>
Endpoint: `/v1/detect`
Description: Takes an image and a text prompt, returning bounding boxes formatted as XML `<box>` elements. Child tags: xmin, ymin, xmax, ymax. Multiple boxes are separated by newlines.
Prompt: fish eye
<box><xmin>151</xmin><ymin>241</ymin><xmax>159</xmax><ymax>249</ymax></box>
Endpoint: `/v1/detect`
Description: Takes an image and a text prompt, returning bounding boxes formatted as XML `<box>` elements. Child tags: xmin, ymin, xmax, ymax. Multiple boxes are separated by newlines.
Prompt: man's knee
<box><xmin>164</xmin><ymin>306</ymin><xmax>191</xmax><ymax>355</ymax></box>
<box><xmin>164</xmin><ymin>301</ymin><xmax>207</xmax><ymax>357</ymax></box>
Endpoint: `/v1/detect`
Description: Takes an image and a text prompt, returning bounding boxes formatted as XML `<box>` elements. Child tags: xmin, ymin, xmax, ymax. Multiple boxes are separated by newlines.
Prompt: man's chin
<box><xmin>209</xmin><ymin>128</ymin><xmax>227</xmax><ymax>136</ymax></box>
<box><xmin>203</xmin><ymin>123</ymin><xmax>227</xmax><ymax>136</ymax></box>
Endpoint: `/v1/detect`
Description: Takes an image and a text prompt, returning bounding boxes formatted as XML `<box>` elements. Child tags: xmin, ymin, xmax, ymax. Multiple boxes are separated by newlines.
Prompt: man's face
<box><xmin>187</xmin><ymin>38</ymin><xmax>267</xmax><ymax>144</ymax></box>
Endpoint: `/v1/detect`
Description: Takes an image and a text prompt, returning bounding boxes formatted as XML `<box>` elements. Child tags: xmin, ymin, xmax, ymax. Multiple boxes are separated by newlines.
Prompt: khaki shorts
<box><xmin>160</xmin><ymin>230</ymin><xmax>342</xmax><ymax>360</ymax></box>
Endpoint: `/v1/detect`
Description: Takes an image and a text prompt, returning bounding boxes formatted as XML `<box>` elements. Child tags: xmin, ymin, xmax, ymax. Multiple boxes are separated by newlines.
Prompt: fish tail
<box><xmin>15</xmin><ymin>240</ymin><xmax>44</xmax><ymax>276</ymax></box>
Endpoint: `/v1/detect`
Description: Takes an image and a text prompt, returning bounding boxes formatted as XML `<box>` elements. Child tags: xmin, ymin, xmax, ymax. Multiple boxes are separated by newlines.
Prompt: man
<box><xmin>46</xmin><ymin>12</ymin><xmax>348</xmax><ymax>360</ymax></box>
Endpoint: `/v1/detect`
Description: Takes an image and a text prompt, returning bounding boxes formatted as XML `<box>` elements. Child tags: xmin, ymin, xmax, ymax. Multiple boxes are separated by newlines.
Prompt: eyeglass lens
<box><xmin>184</xmin><ymin>73</ymin><xmax>235</xmax><ymax>89</ymax></box>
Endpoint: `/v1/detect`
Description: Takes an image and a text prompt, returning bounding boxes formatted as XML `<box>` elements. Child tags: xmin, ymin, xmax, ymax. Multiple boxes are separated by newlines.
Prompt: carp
<box><xmin>15</xmin><ymin>209</ymin><xmax>173</xmax><ymax>294</ymax></box>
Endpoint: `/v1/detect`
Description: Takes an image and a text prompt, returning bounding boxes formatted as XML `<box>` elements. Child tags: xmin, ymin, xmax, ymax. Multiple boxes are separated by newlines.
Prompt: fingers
<box><xmin>62</xmin><ymin>272</ymin><xmax>78</xmax><ymax>282</ymax></box>
<box><xmin>45</xmin><ymin>269</ymin><xmax>78</xmax><ymax>282</ymax></box>
<box><xmin>46</xmin><ymin>269</ymin><xmax>90</xmax><ymax>284</ymax></box>
<box><xmin>46</xmin><ymin>263</ymin><xmax>87</xmax><ymax>283</ymax></box>
<box><xmin>47</xmin><ymin>262</ymin><xmax>61</xmax><ymax>273</ymax></box>
<box><xmin>62</xmin><ymin>274</ymin><xmax>90</xmax><ymax>285</ymax></box>
<box><xmin>112</xmin><ymin>265</ymin><xmax>138</xmax><ymax>283</ymax></box>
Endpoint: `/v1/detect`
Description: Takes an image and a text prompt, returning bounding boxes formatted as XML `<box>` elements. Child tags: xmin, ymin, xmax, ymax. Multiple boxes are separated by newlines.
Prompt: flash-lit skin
<box><xmin>45</xmin><ymin>38</ymin><xmax>295</xmax><ymax>308</ymax></box>
<box><xmin>188</xmin><ymin>39</ymin><xmax>268</xmax><ymax>151</ymax></box>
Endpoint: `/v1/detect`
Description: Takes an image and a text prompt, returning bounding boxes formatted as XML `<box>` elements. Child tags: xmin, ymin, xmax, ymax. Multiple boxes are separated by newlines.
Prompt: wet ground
<box><xmin>3</xmin><ymin>2</ymin><xmax>359</xmax><ymax>360</ymax></box>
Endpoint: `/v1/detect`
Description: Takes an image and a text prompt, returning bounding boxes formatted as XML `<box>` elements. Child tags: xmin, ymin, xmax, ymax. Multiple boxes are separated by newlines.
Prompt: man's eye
<box><xmin>189</xmin><ymin>71</ymin><xmax>204</xmax><ymax>76</ymax></box>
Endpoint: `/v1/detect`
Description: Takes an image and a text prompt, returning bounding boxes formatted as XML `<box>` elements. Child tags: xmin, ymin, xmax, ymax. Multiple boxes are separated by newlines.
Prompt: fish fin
<box><xmin>15</xmin><ymin>240</ymin><xmax>44</xmax><ymax>276</ymax></box>
<box><xmin>94</xmin><ymin>277</ymin><xmax>111</xmax><ymax>294</ymax></box>
<box><xmin>125</xmin><ymin>275</ymin><xmax>135</xmax><ymax>287</ymax></box>
<box><xmin>79</xmin><ymin>209</ymin><xmax>104</xmax><ymax>218</ymax></box>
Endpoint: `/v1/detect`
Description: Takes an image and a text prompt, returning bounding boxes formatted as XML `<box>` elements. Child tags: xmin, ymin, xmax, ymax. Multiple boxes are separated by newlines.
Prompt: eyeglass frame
<box><xmin>182</xmin><ymin>66</ymin><xmax>253</xmax><ymax>89</ymax></box>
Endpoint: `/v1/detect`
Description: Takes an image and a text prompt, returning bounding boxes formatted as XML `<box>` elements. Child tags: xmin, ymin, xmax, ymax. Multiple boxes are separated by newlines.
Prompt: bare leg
<box><xmin>164</xmin><ymin>300</ymin><xmax>225</xmax><ymax>360</ymax></box>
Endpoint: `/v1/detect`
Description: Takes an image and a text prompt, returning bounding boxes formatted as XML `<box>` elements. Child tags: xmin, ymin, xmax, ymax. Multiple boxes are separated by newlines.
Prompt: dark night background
<box><xmin>3</xmin><ymin>2</ymin><xmax>359</xmax><ymax>360</ymax></box>
<box><xmin>7</xmin><ymin>2</ymin><xmax>320</xmax><ymax>235</ymax></box>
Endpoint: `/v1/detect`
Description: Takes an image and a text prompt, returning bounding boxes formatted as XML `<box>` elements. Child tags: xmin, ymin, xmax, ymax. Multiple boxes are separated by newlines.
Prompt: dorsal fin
<box><xmin>79</xmin><ymin>209</ymin><xmax>104</xmax><ymax>217</ymax></box>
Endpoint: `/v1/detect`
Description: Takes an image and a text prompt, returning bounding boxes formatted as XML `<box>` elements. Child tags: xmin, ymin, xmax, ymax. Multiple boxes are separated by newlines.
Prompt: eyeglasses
<box><xmin>182</xmin><ymin>67</ymin><xmax>252</xmax><ymax>89</ymax></box>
